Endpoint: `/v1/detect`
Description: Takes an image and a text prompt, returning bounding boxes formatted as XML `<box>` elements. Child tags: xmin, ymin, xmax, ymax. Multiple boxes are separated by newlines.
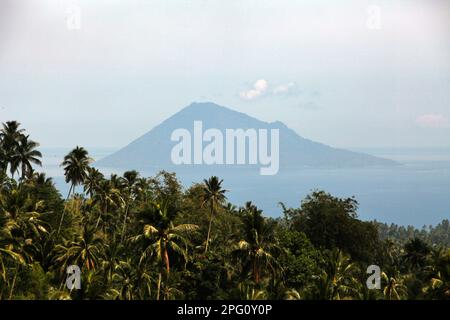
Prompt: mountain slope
<box><xmin>95</xmin><ymin>102</ymin><xmax>398</xmax><ymax>171</ymax></box>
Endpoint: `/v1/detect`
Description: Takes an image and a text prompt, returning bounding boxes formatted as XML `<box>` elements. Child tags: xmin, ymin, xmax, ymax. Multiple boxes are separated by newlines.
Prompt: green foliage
<box><xmin>282</xmin><ymin>191</ymin><xmax>381</xmax><ymax>263</ymax></box>
<box><xmin>1</xmin><ymin>121</ymin><xmax>450</xmax><ymax>300</ymax></box>
<box><xmin>278</xmin><ymin>229</ymin><xmax>321</xmax><ymax>289</ymax></box>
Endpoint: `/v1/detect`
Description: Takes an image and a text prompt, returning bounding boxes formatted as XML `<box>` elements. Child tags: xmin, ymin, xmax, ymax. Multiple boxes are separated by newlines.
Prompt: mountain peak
<box><xmin>181</xmin><ymin>101</ymin><xmax>228</xmax><ymax>113</ymax></box>
<box><xmin>96</xmin><ymin>101</ymin><xmax>398</xmax><ymax>170</ymax></box>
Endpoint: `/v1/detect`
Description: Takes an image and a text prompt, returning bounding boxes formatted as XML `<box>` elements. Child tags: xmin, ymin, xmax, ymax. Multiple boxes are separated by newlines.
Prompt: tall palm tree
<box><xmin>134</xmin><ymin>177</ymin><xmax>151</xmax><ymax>203</ymax></box>
<box><xmin>61</xmin><ymin>146</ymin><xmax>92</xmax><ymax>197</ymax></box>
<box><xmin>138</xmin><ymin>201</ymin><xmax>198</xmax><ymax>274</ymax></box>
<box><xmin>238</xmin><ymin>282</ymin><xmax>268</xmax><ymax>300</ymax></box>
<box><xmin>308</xmin><ymin>249</ymin><xmax>358</xmax><ymax>300</ymax></box>
<box><xmin>381</xmin><ymin>271</ymin><xmax>407</xmax><ymax>300</ymax></box>
<box><xmin>233</xmin><ymin>202</ymin><xmax>280</xmax><ymax>284</ymax></box>
<box><xmin>27</xmin><ymin>172</ymin><xmax>53</xmax><ymax>186</ymax></box>
<box><xmin>403</xmin><ymin>238</ymin><xmax>431</xmax><ymax>270</ymax></box>
<box><xmin>92</xmin><ymin>178</ymin><xmax>124</xmax><ymax>230</ymax></box>
<box><xmin>11</xmin><ymin>135</ymin><xmax>42</xmax><ymax>180</ymax></box>
<box><xmin>123</xmin><ymin>170</ymin><xmax>139</xmax><ymax>187</ymax></box>
<box><xmin>0</xmin><ymin>185</ymin><xmax>46</xmax><ymax>299</ymax></box>
<box><xmin>54</xmin><ymin>224</ymin><xmax>103</xmax><ymax>272</ymax></box>
<box><xmin>121</xmin><ymin>171</ymin><xmax>139</xmax><ymax>242</ymax></box>
<box><xmin>83</xmin><ymin>167</ymin><xmax>104</xmax><ymax>198</ymax></box>
<box><xmin>58</xmin><ymin>146</ymin><xmax>92</xmax><ymax>234</ymax></box>
<box><xmin>201</xmin><ymin>176</ymin><xmax>227</xmax><ymax>253</ymax></box>
<box><xmin>134</xmin><ymin>200</ymin><xmax>198</xmax><ymax>299</ymax></box>
<box><xmin>0</xmin><ymin>186</ymin><xmax>48</xmax><ymax>242</ymax></box>
<box><xmin>0</xmin><ymin>147</ymin><xmax>7</xmax><ymax>174</ymax></box>
<box><xmin>423</xmin><ymin>248</ymin><xmax>450</xmax><ymax>299</ymax></box>
<box><xmin>0</xmin><ymin>212</ymin><xmax>24</xmax><ymax>285</ymax></box>
<box><xmin>0</xmin><ymin>121</ymin><xmax>25</xmax><ymax>178</ymax></box>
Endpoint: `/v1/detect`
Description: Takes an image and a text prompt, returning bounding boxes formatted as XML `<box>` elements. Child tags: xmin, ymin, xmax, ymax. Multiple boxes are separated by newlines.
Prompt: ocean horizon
<box><xmin>39</xmin><ymin>146</ymin><xmax>450</xmax><ymax>228</ymax></box>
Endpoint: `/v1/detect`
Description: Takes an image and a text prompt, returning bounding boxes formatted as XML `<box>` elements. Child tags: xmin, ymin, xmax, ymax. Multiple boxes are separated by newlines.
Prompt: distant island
<box><xmin>95</xmin><ymin>102</ymin><xmax>398</xmax><ymax>172</ymax></box>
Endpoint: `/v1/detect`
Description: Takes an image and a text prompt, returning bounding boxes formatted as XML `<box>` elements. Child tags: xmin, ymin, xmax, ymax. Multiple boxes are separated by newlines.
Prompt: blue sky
<box><xmin>0</xmin><ymin>0</ymin><xmax>449</xmax><ymax>149</ymax></box>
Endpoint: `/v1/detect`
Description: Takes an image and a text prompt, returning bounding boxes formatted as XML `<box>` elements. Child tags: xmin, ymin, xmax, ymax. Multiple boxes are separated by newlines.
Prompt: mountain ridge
<box><xmin>95</xmin><ymin>102</ymin><xmax>399</xmax><ymax>171</ymax></box>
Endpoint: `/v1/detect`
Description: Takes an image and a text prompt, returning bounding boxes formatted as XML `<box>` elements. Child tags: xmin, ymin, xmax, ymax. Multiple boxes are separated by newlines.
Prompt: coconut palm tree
<box><xmin>83</xmin><ymin>167</ymin><xmax>104</xmax><ymax>198</ymax></box>
<box><xmin>109</xmin><ymin>259</ymin><xmax>138</xmax><ymax>300</ymax></box>
<box><xmin>134</xmin><ymin>177</ymin><xmax>151</xmax><ymax>203</ymax></box>
<box><xmin>0</xmin><ymin>186</ymin><xmax>48</xmax><ymax>242</ymax></box>
<box><xmin>27</xmin><ymin>172</ymin><xmax>53</xmax><ymax>187</ymax></box>
<box><xmin>201</xmin><ymin>176</ymin><xmax>227</xmax><ymax>253</ymax></box>
<box><xmin>381</xmin><ymin>271</ymin><xmax>407</xmax><ymax>300</ymax></box>
<box><xmin>138</xmin><ymin>200</ymin><xmax>198</xmax><ymax>274</ymax></box>
<box><xmin>54</xmin><ymin>224</ymin><xmax>103</xmax><ymax>273</ymax></box>
<box><xmin>238</xmin><ymin>282</ymin><xmax>268</xmax><ymax>300</ymax></box>
<box><xmin>0</xmin><ymin>147</ymin><xmax>8</xmax><ymax>174</ymax></box>
<box><xmin>61</xmin><ymin>146</ymin><xmax>92</xmax><ymax>197</ymax></box>
<box><xmin>58</xmin><ymin>146</ymin><xmax>92</xmax><ymax>234</ymax></box>
<box><xmin>403</xmin><ymin>238</ymin><xmax>431</xmax><ymax>270</ymax></box>
<box><xmin>121</xmin><ymin>171</ymin><xmax>139</xmax><ymax>242</ymax></box>
<box><xmin>423</xmin><ymin>247</ymin><xmax>450</xmax><ymax>299</ymax></box>
<box><xmin>11</xmin><ymin>135</ymin><xmax>42</xmax><ymax>180</ymax></box>
<box><xmin>0</xmin><ymin>212</ymin><xmax>24</xmax><ymax>286</ymax></box>
<box><xmin>308</xmin><ymin>249</ymin><xmax>358</xmax><ymax>300</ymax></box>
<box><xmin>233</xmin><ymin>202</ymin><xmax>280</xmax><ymax>285</ymax></box>
<box><xmin>92</xmin><ymin>178</ymin><xmax>124</xmax><ymax>230</ymax></box>
<box><xmin>0</xmin><ymin>121</ymin><xmax>25</xmax><ymax>178</ymax></box>
<box><xmin>133</xmin><ymin>200</ymin><xmax>198</xmax><ymax>299</ymax></box>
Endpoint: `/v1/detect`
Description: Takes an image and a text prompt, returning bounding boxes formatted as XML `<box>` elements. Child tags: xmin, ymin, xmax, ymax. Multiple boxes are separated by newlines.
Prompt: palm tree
<box><xmin>83</xmin><ymin>167</ymin><xmax>104</xmax><ymax>198</ymax></box>
<box><xmin>54</xmin><ymin>224</ymin><xmax>103</xmax><ymax>273</ymax></box>
<box><xmin>0</xmin><ymin>121</ymin><xmax>25</xmax><ymax>178</ymax></box>
<box><xmin>121</xmin><ymin>171</ymin><xmax>139</xmax><ymax>242</ymax></box>
<box><xmin>0</xmin><ymin>186</ymin><xmax>48</xmax><ymax>242</ymax></box>
<box><xmin>238</xmin><ymin>282</ymin><xmax>268</xmax><ymax>300</ymax></box>
<box><xmin>133</xmin><ymin>200</ymin><xmax>198</xmax><ymax>299</ymax></box>
<box><xmin>423</xmin><ymin>248</ymin><xmax>450</xmax><ymax>299</ymax></box>
<box><xmin>308</xmin><ymin>249</ymin><xmax>358</xmax><ymax>300</ymax></box>
<box><xmin>201</xmin><ymin>176</ymin><xmax>227</xmax><ymax>253</ymax></box>
<box><xmin>0</xmin><ymin>147</ymin><xmax>7</xmax><ymax>174</ymax></box>
<box><xmin>0</xmin><ymin>185</ymin><xmax>46</xmax><ymax>299</ymax></box>
<box><xmin>58</xmin><ymin>146</ymin><xmax>92</xmax><ymax>234</ymax></box>
<box><xmin>11</xmin><ymin>135</ymin><xmax>42</xmax><ymax>180</ymax></box>
<box><xmin>233</xmin><ymin>202</ymin><xmax>280</xmax><ymax>285</ymax></box>
<box><xmin>134</xmin><ymin>177</ymin><xmax>151</xmax><ymax>203</ymax></box>
<box><xmin>27</xmin><ymin>172</ymin><xmax>53</xmax><ymax>187</ymax></box>
<box><xmin>381</xmin><ymin>271</ymin><xmax>407</xmax><ymax>300</ymax></box>
<box><xmin>403</xmin><ymin>238</ymin><xmax>431</xmax><ymax>270</ymax></box>
<box><xmin>61</xmin><ymin>146</ymin><xmax>92</xmax><ymax>197</ymax></box>
<box><xmin>111</xmin><ymin>260</ymin><xmax>135</xmax><ymax>300</ymax></box>
<box><xmin>92</xmin><ymin>178</ymin><xmax>124</xmax><ymax>230</ymax></box>
<box><xmin>0</xmin><ymin>212</ymin><xmax>24</xmax><ymax>287</ymax></box>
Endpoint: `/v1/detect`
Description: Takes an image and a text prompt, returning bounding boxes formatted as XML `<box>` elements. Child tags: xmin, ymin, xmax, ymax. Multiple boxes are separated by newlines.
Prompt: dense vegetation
<box><xmin>1</xmin><ymin>121</ymin><xmax>449</xmax><ymax>300</ymax></box>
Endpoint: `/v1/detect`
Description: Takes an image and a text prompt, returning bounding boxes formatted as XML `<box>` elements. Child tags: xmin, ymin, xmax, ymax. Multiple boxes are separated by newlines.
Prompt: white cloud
<box><xmin>416</xmin><ymin>113</ymin><xmax>449</xmax><ymax>128</ymax></box>
<box><xmin>239</xmin><ymin>79</ymin><xmax>268</xmax><ymax>100</ymax></box>
<box><xmin>273</xmin><ymin>82</ymin><xmax>296</xmax><ymax>94</ymax></box>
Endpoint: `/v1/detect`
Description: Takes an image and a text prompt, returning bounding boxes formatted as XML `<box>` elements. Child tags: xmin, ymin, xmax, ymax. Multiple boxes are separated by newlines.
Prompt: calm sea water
<box><xmin>40</xmin><ymin>147</ymin><xmax>450</xmax><ymax>227</ymax></box>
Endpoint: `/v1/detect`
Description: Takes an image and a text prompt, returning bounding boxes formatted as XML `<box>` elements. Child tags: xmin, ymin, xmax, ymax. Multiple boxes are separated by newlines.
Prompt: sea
<box><xmin>40</xmin><ymin>147</ymin><xmax>450</xmax><ymax>227</ymax></box>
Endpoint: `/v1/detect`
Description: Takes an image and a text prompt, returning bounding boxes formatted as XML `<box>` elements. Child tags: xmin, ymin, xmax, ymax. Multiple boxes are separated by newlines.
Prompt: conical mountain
<box><xmin>95</xmin><ymin>102</ymin><xmax>397</xmax><ymax>171</ymax></box>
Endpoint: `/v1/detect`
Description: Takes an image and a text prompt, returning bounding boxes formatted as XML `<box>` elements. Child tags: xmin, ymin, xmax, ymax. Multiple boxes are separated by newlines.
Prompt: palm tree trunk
<box><xmin>121</xmin><ymin>202</ymin><xmax>129</xmax><ymax>243</ymax></box>
<box><xmin>204</xmin><ymin>205</ymin><xmax>214</xmax><ymax>254</ymax></box>
<box><xmin>21</xmin><ymin>163</ymin><xmax>26</xmax><ymax>180</ymax></box>
<box><xmin>253</xmin><ymin>260</ymin><xmax>260</xmax><ymax>284</ymax></box>
<box><xmin>8</xmin><ymin>264</ymin><xmax>19</xmax><ymax>300</ymax></box>
<box><xmin>163</xmin><ymin>248</ymin><xmax>170</xmax><ymax>274</ymax></box>
<box><xmin>57</xmin><ymin>183</ymin><xmax>74</xmax><ymax>235</ymax></box>
<box><xmin>95</xmin><ymin>213</ymin><xmax>102</xmax><ymax>230</ymax></box>
<box><xmin>156</xmin><ymin>272</ymin><xmax>162</xmax><ymax>300</ymax></box>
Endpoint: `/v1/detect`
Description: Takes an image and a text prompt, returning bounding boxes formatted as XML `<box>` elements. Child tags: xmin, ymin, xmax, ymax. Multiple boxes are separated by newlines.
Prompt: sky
<box><xmin>0</xmin><ymin>0</ymin><xmax>449</xmax><ymax>149</ymax></box>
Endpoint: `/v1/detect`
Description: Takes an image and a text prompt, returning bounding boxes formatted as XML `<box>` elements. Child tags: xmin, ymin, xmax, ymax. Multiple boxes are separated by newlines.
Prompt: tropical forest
<box><xmin>0</xmin><ymin>121</ymin><xmax>449</xmax><ymax>300</ymax></box>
